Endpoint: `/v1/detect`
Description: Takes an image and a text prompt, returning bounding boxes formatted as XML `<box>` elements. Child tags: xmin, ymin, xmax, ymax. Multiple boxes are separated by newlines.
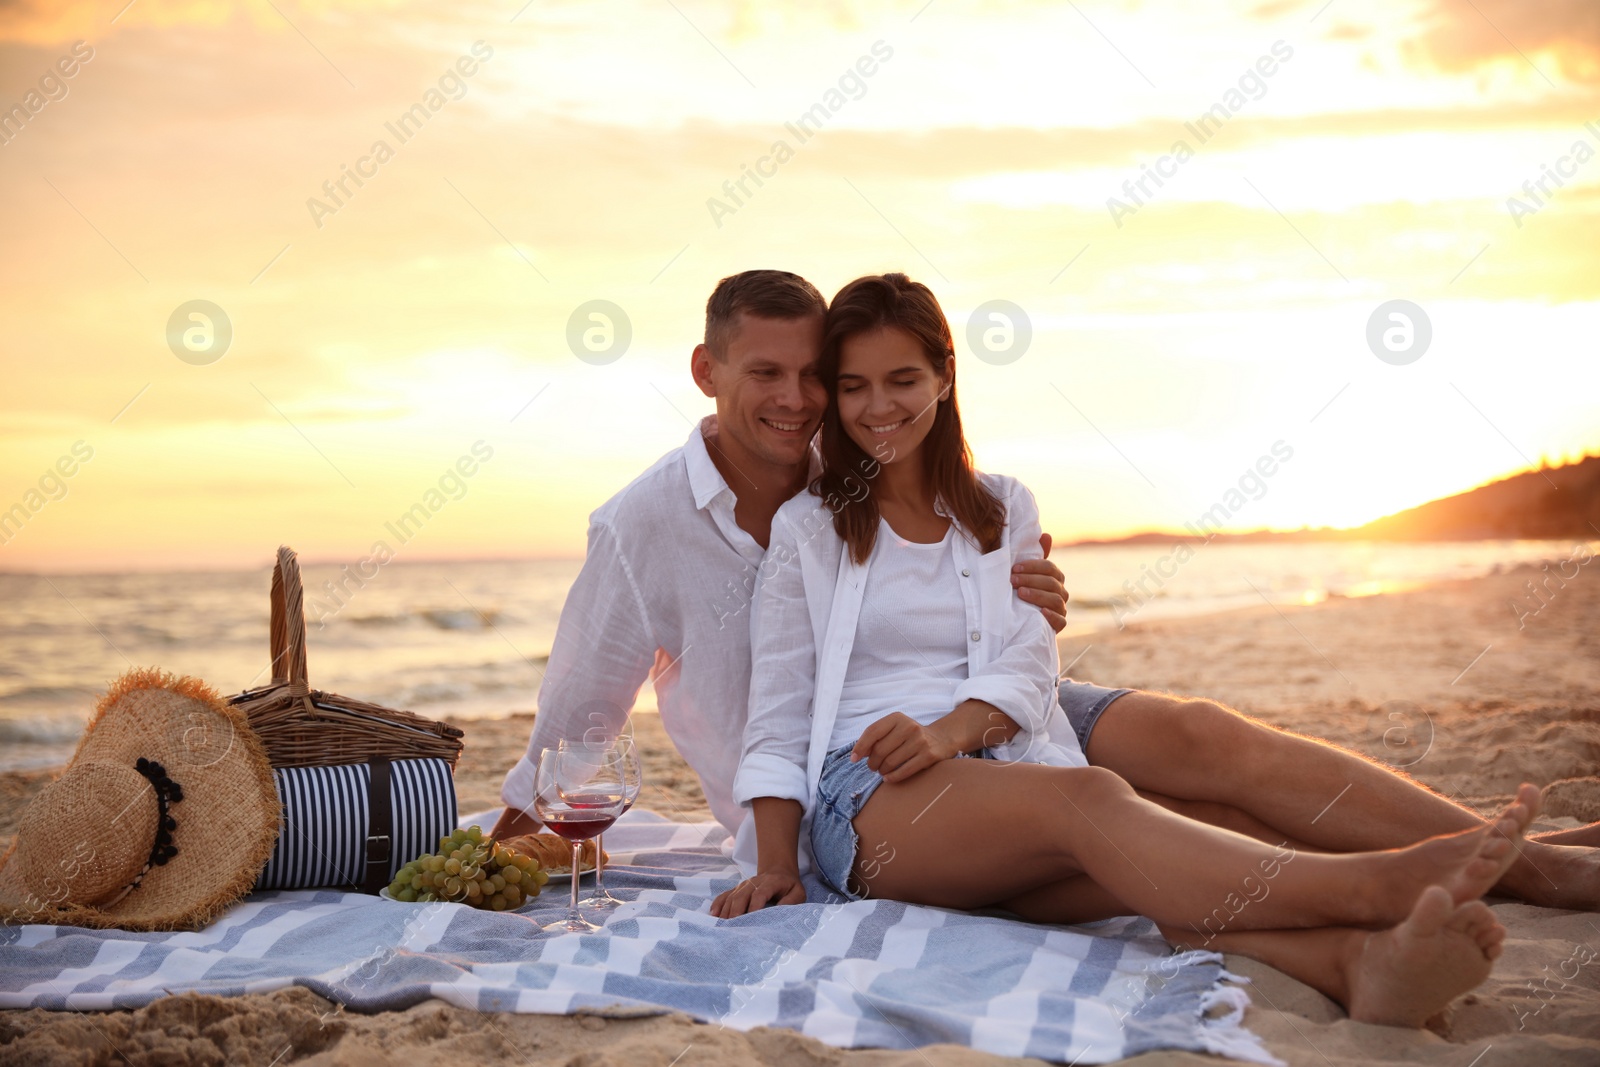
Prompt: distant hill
<box><xmin>1071</xmin><ymin>454</ymin><xmax>1600</xmax><ymax>546</ymax></box>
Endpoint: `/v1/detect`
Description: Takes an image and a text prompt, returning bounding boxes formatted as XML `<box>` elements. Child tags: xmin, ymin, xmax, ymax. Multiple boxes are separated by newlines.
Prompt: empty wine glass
<box><xmin>577</xmin><ymin>735</ymin><xmax>641</xmax><ymax>910</ymax></box>
<box><xmin>532</xmin><ymin>744</ymin><xmax>625</xmax><ymax>933</ymax></box>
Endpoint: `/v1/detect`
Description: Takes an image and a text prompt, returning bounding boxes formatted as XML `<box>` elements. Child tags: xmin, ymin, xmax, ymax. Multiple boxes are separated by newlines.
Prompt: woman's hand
<box><xmin>716</xmin><ymin>797</ymin><xmax>806</xmax><ymax>918</ymax></box>
<box><xmin>852</xmin><ymin>712</ymin><xmax>961</xmax><ymax>784</ymax></box>
<box><xmin>711</xmin><ymin>869</ymin><xmax>806</xmax><ymax>918</ymax></box>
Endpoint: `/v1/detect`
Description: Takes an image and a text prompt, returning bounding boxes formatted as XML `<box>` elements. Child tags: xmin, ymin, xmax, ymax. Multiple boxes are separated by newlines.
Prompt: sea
<box><xmin>0</xmin><ymin>539</ymin><xmax>1587</xmax><ymax>771</ymax></box>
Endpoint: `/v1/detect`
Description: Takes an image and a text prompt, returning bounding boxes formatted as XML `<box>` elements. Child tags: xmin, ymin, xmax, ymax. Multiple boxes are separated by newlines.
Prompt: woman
<box><xmin>712</xmin><ymin>273</ymin><xmax>1536</xmax><ymax>1027</ymax></box>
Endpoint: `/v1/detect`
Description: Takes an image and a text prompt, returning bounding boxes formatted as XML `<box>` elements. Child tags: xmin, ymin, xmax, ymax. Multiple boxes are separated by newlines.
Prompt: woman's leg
<box><xmin>1158</xmin><ymin>886</ymin><xmax>1507</xmax><ymax>1028</ymax></box>
<box><xmin>850</xmin><ymin>761</ymin><xmax>1537</xmax><ymax>933</ymax></box>
<box><xmin>1000</xmin><ymin>874</ymin><xmax>1130</xmax><ymax>925</ymax></box>
<box><xmin>998</xmin><ymin>792</ymin><xmax>1325</xmax><ymax>925</ymax></box>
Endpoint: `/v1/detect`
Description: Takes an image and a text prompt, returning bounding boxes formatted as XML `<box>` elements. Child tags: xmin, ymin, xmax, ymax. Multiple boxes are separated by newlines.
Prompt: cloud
<box><xmin>1245</xmin><ymin>0</ymin><xmax>1599</xmax><ymax>84</ymax></box>
<box><xmin>0</xmin><ymin>0</ymin><xmax>413</xmax><ymax>44</ymax></box>
<box><xmin>1414</xmin><ymin>0</ymin><xmax>1600</xmax><ymax>83</ymax></box>
<box><xmin>0</xmin><ymin>0</ymin><xmax>240</xmax><ymax>44</ymax></box>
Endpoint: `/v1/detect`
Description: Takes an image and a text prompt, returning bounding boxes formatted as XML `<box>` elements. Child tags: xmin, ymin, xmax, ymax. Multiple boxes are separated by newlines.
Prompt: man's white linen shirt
<box><xmin>500</xmin><ymin>416</ymin><xmax>815</xmax><ymax>866</ymax></box>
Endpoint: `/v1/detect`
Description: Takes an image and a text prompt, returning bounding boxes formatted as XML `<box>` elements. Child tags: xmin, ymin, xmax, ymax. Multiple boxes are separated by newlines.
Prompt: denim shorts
<box><xmin>1058</xmin><ymin>678</ymin><xmax>1134</xmax><ymax>754</ymax></box>
<box><xmin>809</xmin><ymin>744</ymin><xmax>884</xmax><ymax>900</ymax></box>
<box><xmin>809</xmin><ymin>685</ymin><xmax>1130</xmax><ymax>898</ymax></box>
<box><xmin>809</xmin><ymin>741</ymin><xmax>1001</xmax><ymax>900</ymax></box>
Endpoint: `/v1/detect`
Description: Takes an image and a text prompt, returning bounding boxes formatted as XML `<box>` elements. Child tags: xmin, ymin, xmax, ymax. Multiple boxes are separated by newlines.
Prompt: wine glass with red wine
<box><xmin>532</xmin><ymin>743</ymin><xmax>626</xmax><ymax>933</ymax></box>
<box><xmin>575</xmin><ymin>734</ymin><xmax>642</xmax><ymax>910</ymax></box>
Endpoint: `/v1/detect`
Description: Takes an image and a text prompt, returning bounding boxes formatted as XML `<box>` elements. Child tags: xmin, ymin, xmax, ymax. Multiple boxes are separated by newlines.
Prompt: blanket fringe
<box><xmin>1199</xmin><ymin>983</ymin><xmax>1251</xmax><ymax>1026</ymax></box>
<box><xmin>1195</xmin><ymin>967</ymin><xmax>1284</xmax><ymax>1067</ymax></box>
<box><xmin>1142</xmin><ymin>949</ymin><xmax>1282</xmax><ymax>1065</ymax></box>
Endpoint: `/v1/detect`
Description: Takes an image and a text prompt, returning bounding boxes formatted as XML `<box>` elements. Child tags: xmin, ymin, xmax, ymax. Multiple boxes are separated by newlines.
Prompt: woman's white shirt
<box><xmin>830</xmin><ymin>519</ymin><xmax>969</xmax><ymax>751</ymax></box>
<box><xmin>731</xmin><ymin>472</ymin><xmax>1088</xmax><ymax>874</ymax></box>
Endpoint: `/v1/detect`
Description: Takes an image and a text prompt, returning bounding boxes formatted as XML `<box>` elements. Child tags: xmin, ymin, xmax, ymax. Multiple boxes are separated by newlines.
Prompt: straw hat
<box><xmin>0</xmin><ymin>668</ymin><xmax>279</xmax><ymax>932</ymax></box>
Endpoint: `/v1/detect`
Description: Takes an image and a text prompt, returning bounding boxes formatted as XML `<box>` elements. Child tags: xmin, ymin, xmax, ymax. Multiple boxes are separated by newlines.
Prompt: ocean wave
<box><xmin>120</xmin><ymin>623</ymin><xmax>184</xmax><ymax>644</ymax></box>
<box><xmin>0</xmin><ymin>715</ymin><xmax>89</xmax><ymax>744</ymax></box>
<box><xmin>466</xmin><ymin>670</ymin><xmax>549</xmax><ymax>689</ymax></box>
<box><xmin>333</xmin><ymin>608</ymin><xmax>509</xmax><ymax>630</ymax></box>
<box><xmin>1069</xmin><ymin>592</ymin><xmax>1172</xmax><ymax>610</ymax></box>
<box><xmin>0</xmin><ymin>746</ymin><xmax>78</xmax><ymax>772</ymax></box>
<box><xmin>400</xmin><ymin>681</ymin><xmax>472</xmax><ymax>704</ymax></box>
<box><xmin>0</xmin><ymin>684</ymin><xmax>95</xmax><ymax>707</ymax></box>
<box><xmin>347</xmin><ymin>612</ymin><xmax>414</xmax><ymax>627</ymax></box>
<box><xmin>420</xmin><ymin>608</ymin><xmax>501</xmax><ymax>630</ymax></box>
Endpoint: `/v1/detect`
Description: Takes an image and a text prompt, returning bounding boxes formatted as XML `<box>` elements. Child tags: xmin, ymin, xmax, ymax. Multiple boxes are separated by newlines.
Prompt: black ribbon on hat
<box><xmin>96</xmin><ymin>759</ymin><xmax>187</xmax><ymax>907</ymax></box>
<box><xmin>80</xmin><ymin>758</ymin><xmax>188</xmax><ymax>908</ymax></box>
<box><xmin>131</xmin><ymin>758</ymin><xmax>183</xmax><ymax>872</ymax></box>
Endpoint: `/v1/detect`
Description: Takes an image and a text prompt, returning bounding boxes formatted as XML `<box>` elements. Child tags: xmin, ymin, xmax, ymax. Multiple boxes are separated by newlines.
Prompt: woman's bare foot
<box><xmin>1437</xmin><ymin>784</ymin><xmax>1541</xmax><ymax>903</ymax></box>
<box><xmin>1388</xmin><ymin>783</ymin><xmax>1548</xmax><ymax>927</ymax></box>
<box><xmin>1345</xmin><ymin>886</ymin><xmax>1505</xmax><ymax>1027</ymax></box>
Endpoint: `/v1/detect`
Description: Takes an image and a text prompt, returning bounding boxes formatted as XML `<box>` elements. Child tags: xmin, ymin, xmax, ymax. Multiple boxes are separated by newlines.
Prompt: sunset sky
<box><xmin>2</xmin><ymin>0</ymin><xmax>1597</xmax><ymax>571</ymax></box>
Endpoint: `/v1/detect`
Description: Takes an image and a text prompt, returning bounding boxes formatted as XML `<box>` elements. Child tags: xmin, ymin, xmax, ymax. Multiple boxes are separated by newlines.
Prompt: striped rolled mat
<box><xmin>257</xmin><ymin>757</ymin><xmax>457</xmax><ymax>891</ymax></box>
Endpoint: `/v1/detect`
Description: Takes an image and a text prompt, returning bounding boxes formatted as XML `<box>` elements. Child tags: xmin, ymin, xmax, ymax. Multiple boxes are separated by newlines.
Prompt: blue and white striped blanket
<box><xmin>0</xmin><ymin>811</ymin><xmax>1278</xmax><ymax>1065</ymax></box>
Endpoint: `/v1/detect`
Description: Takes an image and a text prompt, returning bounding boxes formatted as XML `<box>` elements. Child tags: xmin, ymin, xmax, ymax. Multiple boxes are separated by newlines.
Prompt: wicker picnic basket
<box><xmin>230</xmin><ymin>545</ymin><xmax>463</xmax><ymax>769</ymax></box>
<box><xmin>229</xmin><ymin>545</ymin><xmax>464</xmax><ymax>893</ymax></box>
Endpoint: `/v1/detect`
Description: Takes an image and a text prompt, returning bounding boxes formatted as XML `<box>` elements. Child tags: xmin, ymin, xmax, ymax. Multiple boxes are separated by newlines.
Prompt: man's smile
<box><xmin>760</xmin><ymin>417</ymin><xmax>810</xmax><ymax>435</ymax></box>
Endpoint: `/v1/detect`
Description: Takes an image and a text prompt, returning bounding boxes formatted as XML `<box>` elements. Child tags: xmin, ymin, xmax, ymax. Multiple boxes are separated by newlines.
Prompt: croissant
<box><xmin>500</xmin><ymin>833</ymin><xmax>607</xmax><ymax>872</ymax></box>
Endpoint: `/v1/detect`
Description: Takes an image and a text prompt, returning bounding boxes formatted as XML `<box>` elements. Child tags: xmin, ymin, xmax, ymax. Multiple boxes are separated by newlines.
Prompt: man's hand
<box><xmin>490</xmin><ymin>805</ymin><xmax>541</xmax><ymax>841</ymax></box>
<box><xmin>852</xmin><ymin>712</ymin><xmax>961</xmax><ymax>784</ymax></box>
<box><xmin>1013</xmin><ymin>531</ymin><xmax>1069</xmax><ymax>634</ymax></box>
<box><xmin>711</xmin><ymin>869</ymin><xmax>806</xmax><ymax>918</ymax></box>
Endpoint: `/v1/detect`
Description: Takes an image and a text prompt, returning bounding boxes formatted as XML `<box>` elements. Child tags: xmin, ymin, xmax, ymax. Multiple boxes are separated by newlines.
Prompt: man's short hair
<box><xmin>704</xmin><ymin>270</ymin><xmax>826</xmax><ymax>359</ymax></box>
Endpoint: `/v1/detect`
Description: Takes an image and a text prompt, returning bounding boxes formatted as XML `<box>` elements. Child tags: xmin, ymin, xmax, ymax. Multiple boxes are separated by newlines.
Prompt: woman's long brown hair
<box><xmin>811</xmin><ymin>273</ymin><xmax>1004</xmax><ymax>564</ymax></box>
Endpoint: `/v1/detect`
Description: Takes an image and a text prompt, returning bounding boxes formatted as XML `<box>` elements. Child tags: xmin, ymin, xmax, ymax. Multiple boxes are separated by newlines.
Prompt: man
<box><xmin>497</xmin><ymin>269</ymin><xmax>1597</xmax><ymax>907</ymax></box>
<box><xmin>496</xmin><ymin>270</ymin><xmax>1066</xmax><ymax>873</ymax></box>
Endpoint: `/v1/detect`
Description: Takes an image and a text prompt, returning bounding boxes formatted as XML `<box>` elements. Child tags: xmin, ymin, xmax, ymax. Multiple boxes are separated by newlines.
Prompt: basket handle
<box><xmin>269</xmin><ymin>544</ymin><xmax>310</xmax><ymax>687</ymax></box>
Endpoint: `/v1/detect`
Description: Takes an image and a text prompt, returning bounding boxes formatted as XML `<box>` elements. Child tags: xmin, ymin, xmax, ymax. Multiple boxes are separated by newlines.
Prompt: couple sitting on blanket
<box><xmin>497</xmin><ymin>269</ymin><xmax>1597</xmax><ymax>1028</ymax></box>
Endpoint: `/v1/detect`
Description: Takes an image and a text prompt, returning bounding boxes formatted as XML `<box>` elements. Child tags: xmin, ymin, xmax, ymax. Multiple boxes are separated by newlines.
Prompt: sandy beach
<box><xmin>3</xmin><ymin>563</ymin><xmax>1599</xmax><ymax>1066</ymax></box>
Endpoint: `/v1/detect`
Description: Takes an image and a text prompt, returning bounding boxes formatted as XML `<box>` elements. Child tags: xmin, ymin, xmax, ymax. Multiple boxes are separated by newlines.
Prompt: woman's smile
<box><xmin>835</xmin><ymin>325</ymin><xmax>953</xmax><ymax>465</ymax></box>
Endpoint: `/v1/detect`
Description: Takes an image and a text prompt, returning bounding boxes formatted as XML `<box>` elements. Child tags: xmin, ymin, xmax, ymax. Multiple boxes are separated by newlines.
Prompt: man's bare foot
<box><xmin>1371</xmin><ymin>784</ymin><xmax>1540</xmax><ymax>922</ymax></box>
<box><xmin>1496</xmin><ymin>839</ymin><xmax>1600</xmax><ymax>910</ymax></box>
<box><xmin>1345</xmin><ymin>886</ymin><xmax>1505</xmax><ymax>1028</ymax></box>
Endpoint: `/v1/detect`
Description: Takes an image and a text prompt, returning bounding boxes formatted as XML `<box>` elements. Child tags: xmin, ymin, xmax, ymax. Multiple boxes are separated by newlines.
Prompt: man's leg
<box><xmin>1064</xmin><ymin>683</ymin><xmax>1600</xmax><ymax>908</ymax></box>
<box><xmin>1084</xmin><ymin>689</ymin><xmax>1476</xmax><ymax>847</ymax></box>
<box><xmin>1530</xmin><ymin>823</ymin><xmax>1600</xmax><ymax>848</ymax></box>
<box><xmin>1132</xmin><ymin>791</ymin><xmax>1316</xmax><ymax>852</ymax></box>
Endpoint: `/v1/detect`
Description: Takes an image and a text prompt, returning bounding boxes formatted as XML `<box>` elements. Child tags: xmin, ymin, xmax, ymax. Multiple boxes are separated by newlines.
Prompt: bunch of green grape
<box><xmin>386</xmin><ymin>825</ymin><xmax>550</xmax><ymax>910</ymax></box>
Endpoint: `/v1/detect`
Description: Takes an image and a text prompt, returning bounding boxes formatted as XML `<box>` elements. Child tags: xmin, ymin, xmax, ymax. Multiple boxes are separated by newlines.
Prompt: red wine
<box><xmin>542</xmin><ymin>810</ymin><xmax>616</xmax><ymax>841</ymax></box>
